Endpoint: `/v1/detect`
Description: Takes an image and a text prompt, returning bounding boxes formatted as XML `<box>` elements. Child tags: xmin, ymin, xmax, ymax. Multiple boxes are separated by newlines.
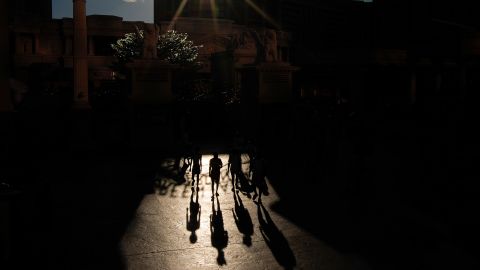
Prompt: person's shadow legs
<box><xmin>237</xmin><ymin>172</ymin><xmax>253</xmax><ymax>199</ymax></box>
<box><xmin>232</xmin><ymin>190</ymin><xmax>254</xmax><ymax>247</ymax></box>
<box><xmin>210</xmin><ymin>196</ymin><xmax>228</xmax><ymax>265</ymax></box>
<box><xmin>257</xmin><ymin>202</ymin><xmax>296</xmax><ymax>269</ymax></box>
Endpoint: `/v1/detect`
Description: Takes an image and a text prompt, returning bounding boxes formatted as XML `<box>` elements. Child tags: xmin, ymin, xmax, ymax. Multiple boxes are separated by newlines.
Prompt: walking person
<box><xmin>191</xmin><ymin>147</ymin><xmax>202</xmax><ymax>191</ymax></box>
<box><xmin>228</xmin><ymin>148</ymin><xmax>242</xmax><ymax>191</ymax></box>
<box><xmin>251</xmin><ymin>152</ymin><xmax>268</xmax><ymax>203</ymax></box>
<box><xmin>178</xmin><ymin>148</ymin><xmax>191</xmax><ymax>183</ymax></box>
<box><xmin>246</xmin><ymin>139</ymin><xmax>256</xmax><ymax>179</ymax></box>
<box><xmin>209</xmin><ymin>152</ymin><xmax>223</xmax><ymax>201</ymax></box>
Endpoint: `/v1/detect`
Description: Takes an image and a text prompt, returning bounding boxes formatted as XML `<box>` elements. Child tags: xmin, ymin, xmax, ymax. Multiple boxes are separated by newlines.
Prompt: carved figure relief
<box><xmin>229</xmin><ymin>31</ymin><xmax>255</xmax><ymax>50</ymax></box>
<box><xmin>264</xmin><ymin>29</ymin><xmax>278</xmax><ymax>63</ymax></box>
<box><xmin>143</xmin><ymin>24</ymin><xmax>160</xmax><ymax>59</ymax></box>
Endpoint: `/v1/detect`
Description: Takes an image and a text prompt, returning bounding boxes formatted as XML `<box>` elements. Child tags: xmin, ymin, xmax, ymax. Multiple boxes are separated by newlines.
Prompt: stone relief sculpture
<box><xmin>264</xmin><ymin>29</ymin><xmax>278</xmax><ymax>63</ymax></box>
<box><xmin>228</xmin><ymin>31</ymin><xmax>255</xmax><ymax>50</ymax></box>
<box><xmin>250</xmin><ymin>29</ymin><xmax>279</xmax><ymax>64</ymax></box>
<box><xmin>142</xmin><ymin>24</ymin><xmax>160</xmax><ymax>59</ymax></box>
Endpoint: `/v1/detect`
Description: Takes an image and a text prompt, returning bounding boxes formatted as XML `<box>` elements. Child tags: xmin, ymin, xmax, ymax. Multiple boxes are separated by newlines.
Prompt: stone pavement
<box><xmin>120</xmin><ymin>154</ymin><xmax>370</xmax><ymax>270</ymax></box>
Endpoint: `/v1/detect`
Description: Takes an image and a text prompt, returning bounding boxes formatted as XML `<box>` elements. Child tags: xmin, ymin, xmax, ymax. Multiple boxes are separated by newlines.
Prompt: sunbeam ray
<box><xmin>168</xmin><ymin>0</ymin><xmax>189</xmax><ymax>30</ymax></box>
<box><xmin>244</xmin><ymin>0</ymin><xmax>281</xmax><ymax>29</ymax></box>
<box><xmin>209</xmin><ymin>0</ymin><xmax>219</xmax><ymax>34</ymax></box>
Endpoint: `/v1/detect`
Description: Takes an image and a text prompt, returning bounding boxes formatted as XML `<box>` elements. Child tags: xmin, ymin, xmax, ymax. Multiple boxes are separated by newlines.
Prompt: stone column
<box><xmin>0</xmin><ymin>0</ymin><xmax>12</xmax><ymax>112</ymax></box>
<box><xmin>73</xmin><ymin>0</ymin><xmax>90</xmax><ymax>108</ymax></box>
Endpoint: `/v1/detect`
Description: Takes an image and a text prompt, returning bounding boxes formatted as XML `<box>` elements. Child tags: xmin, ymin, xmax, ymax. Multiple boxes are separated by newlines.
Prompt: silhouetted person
<box><xmin>251</xmin><ymin>153</ymin><xmax>268</xmax><ymax>203</ymax></box>
<box><xmin>235</xmin><ymin>170</ymin><xmax>254</xmax><ymax>199</ymax></box>
<box><xmin>227</xmin><ymin>148</ymin><xmax>242</xmax><ymax>191</ymax></box>
<box><xmin>210</xmin><ymin>196</ymin><xmax>228</xmax><ymax>265</ymax></box>
<box><xmin>232</xmin><ymin>190</ymin><xmax>253</xmax><ymax>246</ymax></box>
<box><xmin>186</xmin><ymin>189</ymin><xmax>201</xmax><ymax>243</ymax></box>
<box><xmin>155</xmin><ymin>177</ymin><xmax>172</xmax><ymax>196</ymax></box>
<box><xmin>178</xmin><ymin>155</ymin><xmax>191</xmax><ymax>184</ymax></box>
<box><xmin>191</xmin><ymin>147</ymin><xmax>202</xmax><ymax>190</ymax></box>
<box><xmin>246</xmin><ymin>139</ymin><xmax>257</xmax><ymax>178</ymax></box>
<box><xmin>257</xmin><ymin>203</ymin><xmax>296</xmax><ymax>269</ymax></box>
<box><xmin>209</xmin><ymin>152</ymin><xmax>223</xmax><ymax>201</ymax></box>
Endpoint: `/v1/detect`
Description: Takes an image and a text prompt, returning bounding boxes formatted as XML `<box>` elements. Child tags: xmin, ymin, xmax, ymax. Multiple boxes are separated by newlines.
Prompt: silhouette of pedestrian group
<box><xmin>181</xmin><ymin>139</ymin><xmax>295</xmax><ymax>268</ymax></box>
<box><xmin>179</xmin><ymin>145</ymin><xmax>268</xmax><ymax>203</ymax></box>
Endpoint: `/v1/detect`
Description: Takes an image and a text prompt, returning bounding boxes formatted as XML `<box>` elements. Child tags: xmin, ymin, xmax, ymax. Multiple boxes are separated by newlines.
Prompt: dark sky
<box><xmin>52</xmin><ymin>0</ymin><xmax>154</xmax><ymax>22</ymax></box>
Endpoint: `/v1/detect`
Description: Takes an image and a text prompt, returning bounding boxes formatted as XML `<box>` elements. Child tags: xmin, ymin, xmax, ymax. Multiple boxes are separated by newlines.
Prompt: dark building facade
<box><xmin>271</xmin><ymin>0</ymin><xmax>480</xmax><ymax>109</ymax></box>
<box><xmin>8</xmin><ymin>0</ymin><xmax>297</xmax><ymax>107</ymax></box>
<box><xmin>8</xmin><ymin>0</ymin><xmax>52</xmax><ymax>23</ymax></box>
<box><xmin>8</xmin><ymin>0</ymin><xmax>480</xmax><ymax>108</ymax></box>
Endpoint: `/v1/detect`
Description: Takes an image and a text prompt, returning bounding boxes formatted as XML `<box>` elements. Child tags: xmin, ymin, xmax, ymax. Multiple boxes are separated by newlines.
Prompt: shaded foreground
<box><xmin>1</xmin><ymin>101</ymin><xmax>480</xmax><ymax>269</ymax></box>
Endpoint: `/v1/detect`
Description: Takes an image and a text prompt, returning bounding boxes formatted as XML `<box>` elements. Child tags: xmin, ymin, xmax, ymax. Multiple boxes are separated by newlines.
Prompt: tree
<box><xmin>111</xmin><ymin>28</ymin><xmax>201</xmax><ymax>67</ymax></box>
<box><xmin>157</xmin><ymin>30</ymin><xmax>201</xmax><ymax>67</ymax></box>
<box><xmin>111</xmin><ymin>28</ymin><xmax>206</xmax><ymax>102</ymax></box>
<box><xmin>111</xmin><ymin>29</ymin><xmax>144</xmax><ymax>66</ymax></box>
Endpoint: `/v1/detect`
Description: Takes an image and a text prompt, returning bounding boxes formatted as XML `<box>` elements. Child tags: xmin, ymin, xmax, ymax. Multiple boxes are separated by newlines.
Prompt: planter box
<box><xmin>128</xmin><ymin>60</ymin><xmax>178</xmax><ymax>105</ymax></box>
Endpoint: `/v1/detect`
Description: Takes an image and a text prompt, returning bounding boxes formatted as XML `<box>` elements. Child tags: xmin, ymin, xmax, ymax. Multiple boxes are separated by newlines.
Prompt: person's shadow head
<box><xmin>217</xmin><ymin>250</ymin><xmax>226</xmax><ymax>265</ymax></box>
<box><xmin>189</xmin><ymin>232</ymin><xmax>198</xmax><ymax>243</ymax></box>
<box><xmin>154</xmin><ymin>177</ymin><xmax>173</xmax><ymax>196</ymax></box>
<box><xmin>243</xmin><ymin>234</ymin><xmax>252</xmax><ymax>247</ymax></box>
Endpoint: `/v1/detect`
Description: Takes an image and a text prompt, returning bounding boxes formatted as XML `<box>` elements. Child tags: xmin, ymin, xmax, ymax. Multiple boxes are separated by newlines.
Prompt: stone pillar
<box><xmin>73</xmin><ymin>0</ymin><xmax>90</xmax><ymax>108</ymax></box>
<box><xmin>0</xmin><ymin>0</ymin><xmax>12</xmax><ymax>112</ymax></box>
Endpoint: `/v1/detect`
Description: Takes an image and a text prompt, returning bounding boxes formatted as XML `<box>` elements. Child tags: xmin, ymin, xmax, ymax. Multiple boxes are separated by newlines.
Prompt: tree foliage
<box><xmin>157</xmin><ymin>30</ymin><xmax>201</xmax><ymax>66</ymax></box>
<box><xmin>111</xmin><ymin>28</ymin><xmax>201</xmax><ymax>67</ymax></box>
<box><xmin>111</xmin><ymin>29</ymin><xmax>144</xmax><ymax>65</ymax></box>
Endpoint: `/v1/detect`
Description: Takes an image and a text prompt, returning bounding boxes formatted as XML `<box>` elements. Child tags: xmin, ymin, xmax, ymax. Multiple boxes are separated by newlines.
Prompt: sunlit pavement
<box><xmin>120</xmin><ymin>154</ymin><xmax>370</xmax><ymax>270</ymax></box>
